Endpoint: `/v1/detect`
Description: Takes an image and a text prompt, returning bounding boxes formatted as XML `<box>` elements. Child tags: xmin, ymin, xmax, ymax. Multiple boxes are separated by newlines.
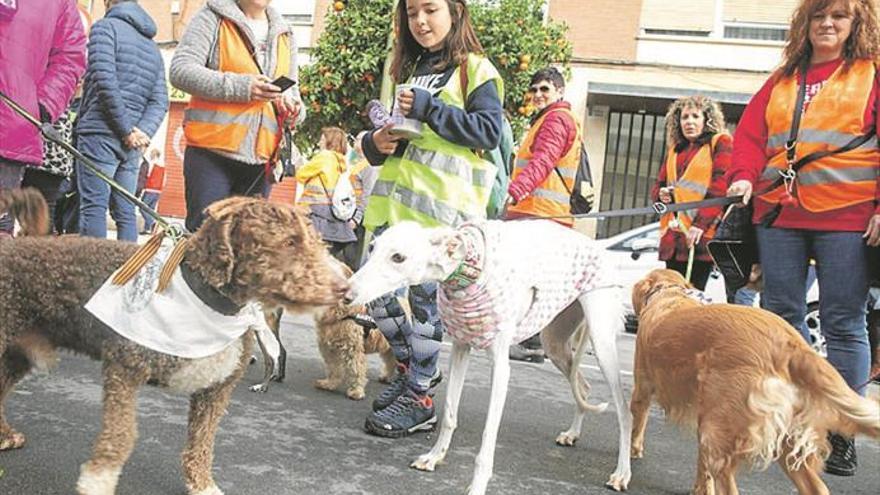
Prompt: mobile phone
<box><xmin>271</xmin><ymin>76</ymin><xmax>296</xmax><ymax>92</ymax></box>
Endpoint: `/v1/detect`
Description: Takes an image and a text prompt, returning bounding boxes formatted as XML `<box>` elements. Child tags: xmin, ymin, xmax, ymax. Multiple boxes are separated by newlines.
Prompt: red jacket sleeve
<box><xmin>728</xmin><ymin>76</ymin><xmax>776</xmax><ymax>186</ymax></box>
<box><xmin>507</xmin><ymin>111</ymin><xmax>577</xmax><ymax>202</ymax></box>
<box><xmin>651</xmin><ymin>154</ymin><xmax>669</xmax><ymax>202</ymax></box>
<box><xmin>694</xmin><ymin>133</ymin><xmax>733</xmax><ymax>231</ymax></box>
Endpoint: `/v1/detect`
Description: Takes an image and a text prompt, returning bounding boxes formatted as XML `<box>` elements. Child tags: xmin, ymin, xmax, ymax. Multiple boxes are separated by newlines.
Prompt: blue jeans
<box><xmin>76</xmin><ymin>135</ymin><xmax>142</xmax><ymax>242</ymax></box>
<box><xmin>139</xmin><ymin>190</ymin><xmax>160</xmax><ymax>233</ymax></box>
<box><xmin>182</xmin><ymin>146</ymin><xmax>270</xmax><ymax>232</ymax></box>
<box><xmin>756</xmin><ymin>226</ymin><xmax>870</xmax><ymax>394</ymax></box>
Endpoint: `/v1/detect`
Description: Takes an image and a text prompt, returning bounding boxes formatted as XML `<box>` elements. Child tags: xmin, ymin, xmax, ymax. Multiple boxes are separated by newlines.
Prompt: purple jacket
<box><xmin>0</xmin><ymin>0</ymin><xmax>86</xmax><ymax>165</ymax></box>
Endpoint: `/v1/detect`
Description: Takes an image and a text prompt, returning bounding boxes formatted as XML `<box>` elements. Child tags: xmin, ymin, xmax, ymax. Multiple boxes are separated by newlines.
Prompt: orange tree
<box><xmin>295</xmin><ymin>0</ymin><xmax>571</xmax><ymax>150</ymax></box>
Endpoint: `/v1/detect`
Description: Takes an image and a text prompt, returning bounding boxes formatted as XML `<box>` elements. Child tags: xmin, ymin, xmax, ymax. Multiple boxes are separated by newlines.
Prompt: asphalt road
<box><xmin>0</xmin><ymin>314</ymin><xmax>877</xmax><ymax>495</ymax></box>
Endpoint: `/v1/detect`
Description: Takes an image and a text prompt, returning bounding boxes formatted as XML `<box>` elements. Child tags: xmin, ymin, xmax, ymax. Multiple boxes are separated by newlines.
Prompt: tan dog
<box><xmin>630</xmin><ymin>269</ymin><xmax>880</xmax><ymax>495</ymax></box>
<box><xmin>313</xmin><ymin>264</ymin><xmax>396</xmax><ymax>400</ymax></box>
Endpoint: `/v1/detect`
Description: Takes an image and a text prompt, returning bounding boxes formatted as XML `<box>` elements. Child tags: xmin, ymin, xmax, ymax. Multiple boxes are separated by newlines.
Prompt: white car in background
<box><xmin>597</xmin><ymin>222</ymin><xmax>825</xmax><ymax>354</ymax></box>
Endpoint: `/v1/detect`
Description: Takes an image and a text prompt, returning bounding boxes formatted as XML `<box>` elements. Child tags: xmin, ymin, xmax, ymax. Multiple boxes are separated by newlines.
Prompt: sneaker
<box><xmin>824</xmin><ymin>433</ymin><xmax>857</xmax><ymax>476</ymax></box>
<box><xmin>509</xmin><ymin>343</ymin><xmax>545</xmax><ymax>363</ymax></box>
<box><xmin>371</xmin><ymin>364</ymin><xmax>442</xmax><ymax>412</ymax></box>
<box><xmin>364</xmin><ymin>389</ymin><xmax>437</xmax><ymax>438</ymax></box>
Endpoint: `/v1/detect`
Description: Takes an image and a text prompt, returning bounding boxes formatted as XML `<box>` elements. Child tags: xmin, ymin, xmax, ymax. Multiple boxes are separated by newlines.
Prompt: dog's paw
<box><xmin>249</xmin><ymin>383</ymin><xmax>269</xmax><ymax>393</ymax></box>
<box><xmin>190</xmin><ymin>483</ymin><xmax>224</xmax><ymax>495</ymax></box>
<box><xmin>313</xmin><ymin>378</ymin><xmax>338</xmax><ymax>391</ymax></box>
<box><xmin>0</xmin><ymin>430</ymin><xmax>26</xmax><ymax>451</ymax></box>
<box><xmin>605</xmin><ymin>471</ymin><xmax>631</xmax><ymax>492</ymax></box>
<box><xmin>630</xmin><ymin>444</ymin><xmax>644</xmax><ymax>459</ymax></box>
<box><xmin>345</xmin><ymin>387</ymin><xmax>366</xmax><ymax>400</ymax></box>
<box><xmin>555</xmin><ymin>430</ymin><xmax>579</xmax><ymax>447</ymax></box>
<box><xmin>411</xmin><ymin>453</ymin><xmax>442</xmax><ymax>472</ymax></box>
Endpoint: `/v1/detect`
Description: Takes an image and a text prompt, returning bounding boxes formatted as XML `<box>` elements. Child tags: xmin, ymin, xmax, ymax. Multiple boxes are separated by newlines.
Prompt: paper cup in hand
<box><xmin>390</xmin><ymin>84</ymin><xmax>423</xmax><ymax>139</ymax></box>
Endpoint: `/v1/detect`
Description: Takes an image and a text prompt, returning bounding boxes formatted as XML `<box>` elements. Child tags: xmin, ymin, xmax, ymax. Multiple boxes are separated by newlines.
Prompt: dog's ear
<box><xmin>191</xmin><ymin>199</ymin><xmax>246</xmax><ymax>287</ymax></box>
<box><xmin>632</xmin><ymin>278</ymin><xmax>652</xmax><ymax>316</ymax></box>
<box><xmin>429</xmin><ymin>228</ymin><xmax>465</xmax><ymax>269</ymax></box>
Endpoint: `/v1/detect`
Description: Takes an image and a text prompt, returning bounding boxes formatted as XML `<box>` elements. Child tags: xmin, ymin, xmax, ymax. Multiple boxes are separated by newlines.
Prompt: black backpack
<box><xmin>554</xmin><ymin>141</ymin><xmax>595</xmax><ymax>215</ymax></box>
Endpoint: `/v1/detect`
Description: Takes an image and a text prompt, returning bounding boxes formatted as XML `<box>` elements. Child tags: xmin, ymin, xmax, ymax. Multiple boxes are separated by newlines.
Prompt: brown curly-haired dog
<box><xmin>0</xmin><ymin>193</ymin><xmax>347</xmax><ymax>495</ymax></box>
<box><xmin>313</xmin><ymin>261</ymin><xmax>396</xmax><ymax>400</ymax></box>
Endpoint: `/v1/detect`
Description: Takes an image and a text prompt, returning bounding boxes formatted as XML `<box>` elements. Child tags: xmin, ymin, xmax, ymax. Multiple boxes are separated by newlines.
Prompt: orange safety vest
<box><xmin>659</xmin><ymin>134</ymin><xmax>726</xmax><ymax>239</ymax></box>
<box><xmin>507</xmin><ymin>108</ymin><xmax>582</xmax><ymax>226</ymax></box>
<box><xmin>184</xmin><ymin>20</ymin><xmax>290</xmax><ymax>162</ymax></box>
<box><xmin>757</xmin><ymin>59</ymin><xmax>878</xmax><ymax>211</ymax></box>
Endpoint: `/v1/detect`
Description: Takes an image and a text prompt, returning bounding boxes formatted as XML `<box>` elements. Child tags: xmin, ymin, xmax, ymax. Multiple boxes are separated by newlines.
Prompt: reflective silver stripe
<box><xmin>371</xmin><ymin>180</ymin><xmax>475</xmax><ymax>226</ymax></box>
<box><xmin>760</xmin><ymin>166</ymin><xmax>785</xmax><ymax>182</ymax></box>
<box><xmin>403</xmin><ymin>147</ymin><xmax>494</xmax><ymax>188</ymax></box>
<box><xmin>530</xmin><ymin>188</ymin><xmax>571</xmax><ymax>203</ymax></box>
<box><xmin>513</xmin><ymin>158</ymin><xmax>577</xmax><ymax>179</ymax></box>
<box><xmin>767</xmin><ymin>130</ymin><xmax>879</xmax><ymax>151</ymax></box>
<box><xmin>184</xmin><ymin>108</ymin><xmax>279</xmax><ymax>138</ymax></box>
<box><xmin>797</xmin><ymin>166</ymin><xmax>879</xmax><ymax>186</ymax></box>
<box><xmin>303</xmin><ymin>183</ymin><xmax>326</xmax><ymax>194</ymax></box>
<box><xmin>671</xmin><ymin>179</ymin><xmax>708</xmax><ymax>197</ymax></box>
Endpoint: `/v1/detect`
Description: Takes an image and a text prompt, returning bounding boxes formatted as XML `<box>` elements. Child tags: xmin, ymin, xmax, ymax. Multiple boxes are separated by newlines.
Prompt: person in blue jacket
<box><xmin>76</xmin><ymin>0</ymin><xmax>168</xmax><ymax>242</ymax></box>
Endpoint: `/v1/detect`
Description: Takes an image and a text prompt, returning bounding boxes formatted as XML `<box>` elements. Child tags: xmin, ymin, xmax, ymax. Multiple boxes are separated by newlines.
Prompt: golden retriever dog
<box><xmin>0</xmin><ymin>192</ymin><xmax>347</xmax><ymax>495</ymax></box>
<box><xmin>629</xmin><ymin>268</ymin><xmax>880</xmax><ymax>494</ymax></box>
<box><xmin>312</xmin><ymin>263</ymin><xmax>396</xmax><ymax>400</ymax></box>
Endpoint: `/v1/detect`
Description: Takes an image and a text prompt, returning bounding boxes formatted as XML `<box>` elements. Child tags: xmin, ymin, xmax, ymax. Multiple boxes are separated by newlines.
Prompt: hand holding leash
<box><xmin>727</xmin><ymin>180</ymin><xmax>753</xmax><ymax>207</ymax></box>
<box><xmin>864</xmin><ymin>213</ymin><xmax>880</xmax><ymax>247</ymax></box>
<box><xmin>658</xmin><ymin>186</ymin><xmax>674</xmax><ymax>204</ymax></box>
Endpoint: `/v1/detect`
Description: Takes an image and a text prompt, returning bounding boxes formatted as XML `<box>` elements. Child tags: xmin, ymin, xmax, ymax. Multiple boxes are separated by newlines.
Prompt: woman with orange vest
<box><xmin>727</xmin><ymin>0</ymin><xmax>880</xmax><ymax>476</ymax></box>
<box><xmin>506</xmin><ymin>67</ymin><xmax>581</xmax><ymax>228</ymax></box>
<box><xmin>652</xmin><ymin>96</ymin><xmax>732</xmax><ymax>291</ymax></box>
<box><xmin>170</xmin><ymin>0</ymin><xmax>304</xmax><ymax>231</ymax></box>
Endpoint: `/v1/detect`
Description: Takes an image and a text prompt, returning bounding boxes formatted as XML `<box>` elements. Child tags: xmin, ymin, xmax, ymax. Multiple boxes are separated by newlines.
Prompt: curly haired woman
<box><xmin>651</xmin><ymin>96</ymin><xmax>732</xmax><ymax>291</ymax></box>
<box><xmin>727</xmin><ymin>0</ymin><xmax>880</xmax><ymax>476</ymax></box>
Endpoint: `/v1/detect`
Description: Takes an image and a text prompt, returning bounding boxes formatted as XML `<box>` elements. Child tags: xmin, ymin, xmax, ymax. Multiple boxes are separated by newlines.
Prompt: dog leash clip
<box><xmin>651</xmin><ymin>202</ymin><xmax>668</xmax><ymax>215</ymax></box>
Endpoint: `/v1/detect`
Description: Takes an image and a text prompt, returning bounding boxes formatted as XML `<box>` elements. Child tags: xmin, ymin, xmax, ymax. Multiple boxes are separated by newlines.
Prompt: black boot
<box><xmin>824</xmin><ymin>433</ymin><xmax>857</xmax><ymax>476</ymax></box>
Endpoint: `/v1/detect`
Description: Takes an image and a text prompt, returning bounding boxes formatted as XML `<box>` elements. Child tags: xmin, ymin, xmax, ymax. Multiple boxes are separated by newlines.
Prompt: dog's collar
<box><xmin>180</xmin><ymin>262</ymin><xmax>245</xmax><ymax>316</ymax></box>
<box><xmin>643</xmin><ymin>283</ymin><xmax>711</xmax><ymax>308</ymax></box>
<box><xmin>442</xmin><ymin>224</ymin><xmax>486</xmax><ymax>289</ymax></box>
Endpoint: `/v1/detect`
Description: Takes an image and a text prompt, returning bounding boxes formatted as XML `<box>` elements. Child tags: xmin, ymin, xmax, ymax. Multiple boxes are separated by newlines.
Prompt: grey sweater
<box><xmin>170</xmin><ymin>0</ymin><xmax>304</xmax><ymax>165</ymax></box>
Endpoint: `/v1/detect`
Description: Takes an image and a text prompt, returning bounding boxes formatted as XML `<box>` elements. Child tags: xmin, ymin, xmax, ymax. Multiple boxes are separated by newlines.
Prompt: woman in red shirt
<box><xmin>727</xmin><ymin>0</ymin><xmax>880</xmax><ymax>476</ymax></box>
<box><xmin>651</xmin><ymin>96</ymin><xmax>732</xmax><ymax>290</ymax></box>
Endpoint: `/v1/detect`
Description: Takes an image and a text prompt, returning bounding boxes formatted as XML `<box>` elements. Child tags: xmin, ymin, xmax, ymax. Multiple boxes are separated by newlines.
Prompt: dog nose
<box><xmin>342</xmin><ymin>288</ymin><xmax>355</xmax><ymax>305</ymax></box>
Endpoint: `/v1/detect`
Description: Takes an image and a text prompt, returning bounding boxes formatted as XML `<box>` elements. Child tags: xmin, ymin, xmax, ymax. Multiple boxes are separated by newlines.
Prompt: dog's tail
<box><xmin>0</xmin><ymin>187</ymin><xmax>50</xmax><ymax>236</ymax></box>
<box><xmin>788</xmin><ymin>348</ymin><xmax>880</xmax><ymax>441</ymax></box>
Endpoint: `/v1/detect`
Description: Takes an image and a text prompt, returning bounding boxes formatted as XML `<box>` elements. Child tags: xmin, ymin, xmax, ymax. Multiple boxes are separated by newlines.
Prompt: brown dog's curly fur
<box><xmin>630</xmin><ymin>269</ymin><xmax>880</xmax><ymax>495</ymax></box>
<box><xmin>0</xmin><ymin>192</ymin><xmax>347</xmax><ymax>495</ymax></box>
<box><xmin>313</xmin><ymin>262</ymin><xmax>396</xmax><ymax>400</ymax></box>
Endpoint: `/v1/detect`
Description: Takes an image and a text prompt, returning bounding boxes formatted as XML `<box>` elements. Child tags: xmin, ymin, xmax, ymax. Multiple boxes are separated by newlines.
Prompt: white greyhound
<box><xmin>345</xmin><ymin>220</ymin><xmax>632</xmax><ymax>494</ymax></box>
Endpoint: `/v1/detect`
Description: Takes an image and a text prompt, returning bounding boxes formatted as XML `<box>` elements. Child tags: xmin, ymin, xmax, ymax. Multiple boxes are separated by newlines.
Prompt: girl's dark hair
<box><xmin>389</xmin><ymin>0</ymin><xmax>484</xmax><ymax>83</ymax></box>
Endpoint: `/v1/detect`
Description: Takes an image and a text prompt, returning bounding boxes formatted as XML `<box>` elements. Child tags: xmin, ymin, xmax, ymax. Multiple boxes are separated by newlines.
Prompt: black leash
<box><xmin>0</xmin><ymin>90</ymin><xmax>183</xmax><ymax>240</ymax></box>
<box><xmin>510</xmin><ymin>195</ymin><xmax>745</xmax><ymax>221</ymax></box>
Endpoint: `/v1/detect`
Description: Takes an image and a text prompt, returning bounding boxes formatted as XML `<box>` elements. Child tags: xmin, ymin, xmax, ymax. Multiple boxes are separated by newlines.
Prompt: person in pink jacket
<box><xmin>0</xmin><ymin>0</ymin><xmax>86</xmax><ymax>237</ymax></box>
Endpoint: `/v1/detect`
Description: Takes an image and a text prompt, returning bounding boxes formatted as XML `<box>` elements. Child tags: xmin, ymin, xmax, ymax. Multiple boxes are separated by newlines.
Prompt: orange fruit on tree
<box><xmin>519</xmin><ymin>54</ymin><xmax>531</xmax><ymax>64</ymax></box>
<box><xmin>333</xmin><ymin>1</ymin><xmax>345</xmax><ymax>12</ymax></box>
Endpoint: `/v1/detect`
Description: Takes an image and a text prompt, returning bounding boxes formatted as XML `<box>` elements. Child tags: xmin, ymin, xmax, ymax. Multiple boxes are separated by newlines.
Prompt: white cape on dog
<box><xmin>86</xmin><ymin>246</ymin><xmax>260</xmax><ymax>359</ymax></box>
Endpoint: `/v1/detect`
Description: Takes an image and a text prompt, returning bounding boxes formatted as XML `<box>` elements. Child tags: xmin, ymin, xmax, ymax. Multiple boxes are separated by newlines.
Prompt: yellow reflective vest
<box><xmin>184</xmin><ymin>20</ymin><xmax>289</xmax><ymax>163</ymax></box>
<box><xmin>363</xmin><ymin>53</ymin><xmax>504</xmax><ymax>230</ymax></box>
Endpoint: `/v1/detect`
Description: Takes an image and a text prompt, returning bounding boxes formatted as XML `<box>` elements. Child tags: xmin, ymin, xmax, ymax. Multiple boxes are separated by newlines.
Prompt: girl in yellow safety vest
<box><xmin>295</xmin><ymin>127</ymin><xmax>358</xmax><ymax>269</ymax></box>
<box><xmin>652</xmin><ymin>95</ymin><xmax>732</xmax><ymax>291</ymax></box>
<box><xmin>359</xmin><ymin>0</ymin><xmax>503</xmax><ymax>438</ymax></box>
